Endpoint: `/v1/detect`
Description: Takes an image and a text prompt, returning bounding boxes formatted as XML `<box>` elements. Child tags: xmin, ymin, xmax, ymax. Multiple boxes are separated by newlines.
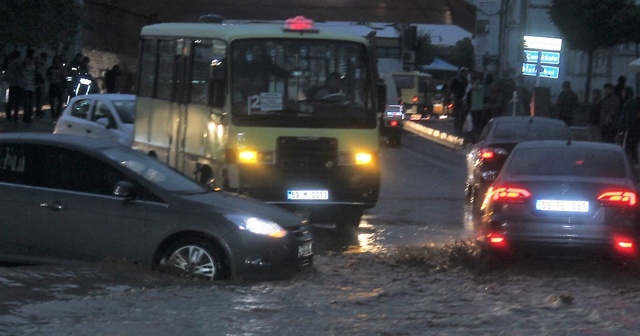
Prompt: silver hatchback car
<box><xmin>0</xmin><ymin>133</ymin><xmax>313</xmax><ymax>280</ymax></box>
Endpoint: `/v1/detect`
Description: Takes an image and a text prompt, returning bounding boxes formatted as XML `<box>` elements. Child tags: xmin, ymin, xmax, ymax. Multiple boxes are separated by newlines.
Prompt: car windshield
<box><xmin>493</xmin><ymin>121</ymin><xmax>570</xmax><ymax>141</ymax></box>
<box><xmin>230</xmin><ymin>39</ymin><xmax>376</xmax><ymax>129</ymax></box>
<box><xmin>112</xmin><ymin>99</ymin><xmax>135</xmax><ymax>123</ymax></box>
<box><xmin>507</xmin><ymin>147</ymin><xmax>627</xmax><ymax>178</ymax></box>
<box><xmin>100</xmin><ymin>147</ymin><xmax>207</xmax><ymax>193</ymax></box>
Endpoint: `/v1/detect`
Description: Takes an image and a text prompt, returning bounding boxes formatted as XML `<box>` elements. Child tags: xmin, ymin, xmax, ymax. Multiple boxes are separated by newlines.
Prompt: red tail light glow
<box><xmin>597</xmin><ymin>191</ymin><xmax>637</xmax><ymax>207</ymax></box>
<box><xmin>412</xmin><ymin>96</ymin><xmax>418</xmax><ymax>103</ymax></box>
<box><xmin>389</xmin><ymin>120</ymin><xmax>399</xmax><ymax>127</ymax></box>
<box><xmin>613</xmin><ymin>235</ymin><xmax>636</xmax><ymax>254</ymax></box>
<box><xmin>487</xmin><ymin>233</ymin><xmax>507</xmax><ymax>248</ymax></box>
<box><xmin>479</xmin><ymin>147</ymin><xmax>508</xmax><ymax>160</ymax></box>
<box><xmin>491</xmin><ymin>187</ymin><xmax>531</xmax><ymax>203</ymax></box>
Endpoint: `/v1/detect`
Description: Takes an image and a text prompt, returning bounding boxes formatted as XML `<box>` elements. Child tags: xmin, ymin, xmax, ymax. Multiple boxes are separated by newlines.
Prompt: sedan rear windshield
<box><xmin>507</xmin><ymin>147</ymin><xmax>627</xmax><ymax>178</ymax></box>
<box><xmin>494</xmin><ymin>122</ymin><xmax>570</xmax><ymax>141</ymax></box>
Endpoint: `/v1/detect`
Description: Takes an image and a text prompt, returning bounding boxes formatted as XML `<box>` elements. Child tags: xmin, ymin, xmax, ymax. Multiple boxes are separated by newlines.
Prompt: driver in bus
<box><xmin>308</xmin><ymin>72</ymin><xmax>344</xmax><ymax>100</ymax></box>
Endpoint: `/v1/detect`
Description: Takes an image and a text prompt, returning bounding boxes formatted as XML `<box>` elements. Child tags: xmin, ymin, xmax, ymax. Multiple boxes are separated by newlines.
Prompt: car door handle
<box><xmin>40</xmin><ymin>201</ymin><xmax>64</xmax><ymax>211</ymax></box>
<box><xmin>85</xmin><ymin>129</ymin><xmax>92</xmax><ymax>134</ymax></box>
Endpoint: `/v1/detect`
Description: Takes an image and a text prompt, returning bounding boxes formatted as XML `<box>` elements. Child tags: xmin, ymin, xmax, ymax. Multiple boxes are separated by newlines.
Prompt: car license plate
<box><xmin>287</xmin><ymin>189</ymin><xmax>328</xmax><ymax>200</ymax></box>
<box><xmin>536</xmin><ymin>200</ymin><xmax>589</xmax><ymax>212</ymax></box>
<box><xmin>298</xmin><ymin>241</ymin><xmax>313</xmax><ymax>258</ymax></box>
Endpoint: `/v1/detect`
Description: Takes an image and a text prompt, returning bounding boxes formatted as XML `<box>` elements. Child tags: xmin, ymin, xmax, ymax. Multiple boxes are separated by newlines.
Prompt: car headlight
<box><xmin>225</xmin><ymin>215</ymin><xmax>288</xmax><ymax>238</ymax></box>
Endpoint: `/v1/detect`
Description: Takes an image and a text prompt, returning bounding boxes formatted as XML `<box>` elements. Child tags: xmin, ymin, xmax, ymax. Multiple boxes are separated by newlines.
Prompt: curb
<box><xmin>403</xmin><ymin>121</ymin><xmax>465</xmax><ymax>150</ymax></box>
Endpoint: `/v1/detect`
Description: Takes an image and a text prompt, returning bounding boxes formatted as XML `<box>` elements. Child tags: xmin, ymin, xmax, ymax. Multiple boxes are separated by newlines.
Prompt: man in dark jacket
<box><xmin>555</xmin><ymin>80</ymin><xmax>578</xmax><ymax>126</ymax></box>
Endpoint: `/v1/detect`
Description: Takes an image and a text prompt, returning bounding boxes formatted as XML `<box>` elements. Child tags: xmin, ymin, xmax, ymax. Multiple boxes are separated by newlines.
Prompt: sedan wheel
<box><xmin>158</xmin><ymin>238</ymin><xmax>224</xmax><ymax>280</ymax></box>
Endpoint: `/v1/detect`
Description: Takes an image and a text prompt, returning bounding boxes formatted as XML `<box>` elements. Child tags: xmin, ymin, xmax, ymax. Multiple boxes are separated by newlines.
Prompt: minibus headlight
<box><xmin>339</xmin><ymin>152</ymin><xmax>374</xmax><ymax>165</ymax></box>
<box><xmin>238</xmin><ymin>151</ymin><xmax>258</xmax><ymax>163</ymax></box>
<box><xmin>238</xmin><ymin>151</ymin><xmax>275</xmax><ymax>164</ymax></box>
<box><xmin>355</xmin><ymin>152</ymin><xmax>373</xmax><ymax>165</ymax></box>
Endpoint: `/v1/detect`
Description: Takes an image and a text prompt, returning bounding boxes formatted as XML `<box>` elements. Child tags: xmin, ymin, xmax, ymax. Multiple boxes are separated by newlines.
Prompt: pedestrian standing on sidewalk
<box><xmin>587</xmin><ymin>88</ymin><xmax>602</xmax><ymax>142</ymax></box>
<box><xmin>21</xmin><ymin>49</ymin><xmax>37</xmax><ymax>124</ymax></box>
<box><xmin>466</xmin><ymin>73</ymin><xmax>487</xmax><ymax>143</ymax></box>
<box><xmin>618</xmin><ymin>89</ymin><xmax>640</xmax><ymax>164</ymax></box>
<box><xmin>5</xmin><ymin>50</ymin><xmax>23</xmax><ymax>124</ymax></box>
<box><xmin>449</xmin><ymin>68</ymin><xmax>469</xmax><ymax>135</ymax></box>
<box><xmin>555</xmin><ymin>80</ymin><xmax>579</xmax><ymax>126</ymax></box>
<box><xmin>46</xmin><ymin>55</ymin><xmax>66</xmax><ymax>119</ymax></box>
<box><xmin>104</xmin><ymin>64</ymin><xmax>122</xmax><ymax>93</ymax></box>
<box><xmin>34</xmin><ymin>51</ymin><xmax>48</xmax><ymax>118</ymax></box>
<box><xmin>600</xmin><ymin>83</ymin><xmax>621</xmax><ymax>143</ymax></box>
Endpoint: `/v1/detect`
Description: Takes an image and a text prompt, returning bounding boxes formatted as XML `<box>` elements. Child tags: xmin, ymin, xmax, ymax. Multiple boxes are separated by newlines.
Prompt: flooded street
<box><xmin>4</xmin><ymin>246</ymin><xmax>640</xmax><ymax>335</ymax></box>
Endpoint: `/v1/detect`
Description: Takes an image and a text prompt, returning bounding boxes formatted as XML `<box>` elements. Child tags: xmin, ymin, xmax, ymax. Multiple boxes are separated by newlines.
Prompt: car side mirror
<box><xmin>113</xmin><ymin>180</ymin><xmax>138</xmax><ymax>200</ymax></box>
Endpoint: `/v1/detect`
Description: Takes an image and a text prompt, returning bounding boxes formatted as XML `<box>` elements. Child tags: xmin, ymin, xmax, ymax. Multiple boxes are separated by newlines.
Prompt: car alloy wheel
<box><xmin>159</xmin><ymin>238</ymin><xmax>223</xmax><ymax>280</ymax></box>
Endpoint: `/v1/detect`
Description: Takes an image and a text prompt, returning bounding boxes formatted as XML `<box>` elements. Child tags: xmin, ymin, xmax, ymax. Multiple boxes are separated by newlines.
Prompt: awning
<box><xmin>420</xmin><ymin>57</ymin><xmax>459</xmax><ymax>72</ymax></box>
<box><xmin>630</xmin><ymin>58</ymin><xmax>640</xmax><ymax>72</ymax></box>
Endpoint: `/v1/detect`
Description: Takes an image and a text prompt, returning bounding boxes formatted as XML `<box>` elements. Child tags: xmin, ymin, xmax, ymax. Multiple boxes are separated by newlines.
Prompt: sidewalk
<box><xmin>403</xmin><ymin>117</ymin><xmax>465</xmax><ymax>150</ymax></box>
<box><xmin>0</xmin><ymin>109</ymin><xmax>56</xmax><ymax>134</ymax></box>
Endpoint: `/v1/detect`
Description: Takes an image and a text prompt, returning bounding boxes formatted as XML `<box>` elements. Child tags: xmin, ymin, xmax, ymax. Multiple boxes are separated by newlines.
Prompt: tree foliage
<box><xmin>0</xmin><ymin>0</ymin><xmax>82</xmax><ymax>51</ymax></box>
<box><xmin>549</xmin><ymin>0</ymin><xmax>638</xmax><ymax>101</ymax></box>
<box><xmin>415</xmin><ymin>32</ymin><xmax>437</xmax><ymax>67</ymax></box>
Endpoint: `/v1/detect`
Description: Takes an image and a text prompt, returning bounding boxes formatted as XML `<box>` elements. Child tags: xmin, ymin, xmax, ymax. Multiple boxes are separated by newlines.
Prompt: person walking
<box><xmin>104</xmin><ymin>64</ymin><xmax>121</xmax><ymax>93</ymax></box>
<box><xmin>34</xmin><ymin>51</ymin><xmax>48</xmax><ymax>118</ymax></box>
<box><xmin>5</xmin><ymin>50</ymin><xmax>23</xmax><ymax>124</ymax></box>
<box><xmin>449</xmin><ymin>68</ymin><xmax>469</xmax><ymax>135</ymax></box>
<box><xmin>600</xmin><ymin>83</ymin><xmax>621</xmax><ymax>143</ymax></box>
<box><xmin>587</xmin><ymin>88</ymin><xmax>602</xmax><ymax>142</ymax></box>
<box><xmin>555</xmin><ymin>80</ymin><xmax>579</xmax><ymax>126</ymax></box>
<box><xmin>21</xmin><ymin>49</ymin><xmax>37</xmax><ymax>125</ymax></box>
<box><xmin>614</xmin><ymin>75</ymin><xmax>633</xmax><ymax>108</ymax></box>
<box><xmin>466</xmin><ymin>72</ymin><xmax>487</xmax><ymax>143</ymax></box>
<box><xmin>484</xmin><ymin>81</ymin><xmax>504</xmax><ymax>120</ymax></box>
<box><xmin>46</xmin><ymin>55</ymin><xmax>66</xmax><ymax>119</ymax></box>
<box><xmin>618</xmin><ymin>90</ymin><xmax>640</xmax><ymax>164</ymax></box>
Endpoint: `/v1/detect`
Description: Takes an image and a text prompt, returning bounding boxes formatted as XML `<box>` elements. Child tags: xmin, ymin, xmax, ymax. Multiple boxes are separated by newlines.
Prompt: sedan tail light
<box><xmin>613</xmin><ymin>235</ymin><xmax>637</xmax><ymax>255</ymax></box>
<box><xmin>491</xmin><ymin>187</ymin><xmax>531</xmax><ymax>203</ymax></box>
<box><xmin>479</xmin><ymin>147</ymin><xmax>509</xmax><ymax>160</ymax></box>
<box><xmin>597</xmin><ymin>191</ymin><xmax>637</xmax><ymax>207</ymax></box>
<box><xmin>487</xmin><ymin>232</ymin><xmax>507</xmax><ymax>247</ymax></box>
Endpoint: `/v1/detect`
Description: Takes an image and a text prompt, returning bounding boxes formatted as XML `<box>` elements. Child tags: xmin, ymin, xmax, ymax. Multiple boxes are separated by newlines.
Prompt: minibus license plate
<box><xmin>287</xmin><ymin>190</ymin><xmax>329</xmax><ymax>200</ymax></box>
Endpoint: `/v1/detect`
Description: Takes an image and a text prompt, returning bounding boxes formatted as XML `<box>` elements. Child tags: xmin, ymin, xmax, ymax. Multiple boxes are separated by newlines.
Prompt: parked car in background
<box><xmin>0</xmin><ymin>133</ymin><xmax>313</xmax><ymax>280</ymax></box>
<box><xmin>466</xmin><ymin>116</ymin><xmax>572</xmax><ymax>212</ymax></box>
<box><xmin>53</xmin><ymin>94</ymin><xmax>135</xmax><ymax>146</ymax></box>
<box><xmin>379</xmin><ymin>73</ymin><xmax>404</xmax><ymax>146</ymax></box>
<box><xmin>479</xmin><ymin>140</ymin><xmax>640</xmax><ymax>261</ymax></box>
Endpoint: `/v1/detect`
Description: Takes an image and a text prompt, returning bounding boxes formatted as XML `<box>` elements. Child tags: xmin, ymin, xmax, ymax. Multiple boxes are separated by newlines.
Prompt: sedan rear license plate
<box><xmin>298</xmin><ymin>241</ymin><xmax>313</xmax><ymax>258</ymax></box>
<box><xmin>287</xmin><ymin>189</ymin><xmax>329</xmax><ymax>200</ymax></box>
<box><xmin>536</xmin><ymin>200</ymin><xmax>589</xmax><ymax>212</ymax></box>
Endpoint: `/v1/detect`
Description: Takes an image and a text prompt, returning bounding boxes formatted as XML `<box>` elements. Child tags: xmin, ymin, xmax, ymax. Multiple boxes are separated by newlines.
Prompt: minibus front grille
<box><xmin>277</xmin><ymin>137</ymin><xmax>338</xmax><ymax>177</ymax></box>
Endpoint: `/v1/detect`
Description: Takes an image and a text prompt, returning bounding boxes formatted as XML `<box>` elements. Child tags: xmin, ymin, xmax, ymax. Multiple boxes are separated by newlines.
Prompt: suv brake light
<box><xmin>597</xmin><ymin>191</ymin><xmax>637</xmax><ymax>206</ymax></box>
<box><xmin>491</xmin><ymin>187</ymin><xmax>531</xmax><ymax>203</ymax></box>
